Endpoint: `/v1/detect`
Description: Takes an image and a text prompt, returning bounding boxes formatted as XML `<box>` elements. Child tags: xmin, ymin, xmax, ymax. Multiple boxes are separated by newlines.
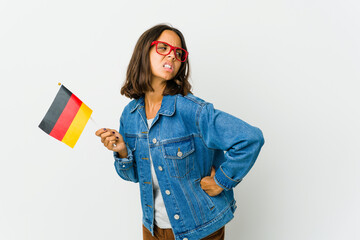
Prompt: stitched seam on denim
<box><xmin>130</xmin><ymin>98</ymin><xmax>140</xmax><ymax>113</ymax></box>
<box><xmin>195</xmin><ymin>177</ymin><xmax>215</xmax><ymax>213</ymax></box>
<box><xmin>137</xmin><ymin>108</ymin><xmax>149</xmax><ymax>133</ymax></box>
<box><xmin>163</xmin><ymin>155</ymin><xmax>194</xmax><ymax>178</ymax></box>
<box><xmin>214</xmin><ymin>176</ymin><xmax>231</xmax><ymax>191</ymax></box>
<box><xmin>161</xmin><ymin>135</ymin><xmax>195</xmax><ymax>162</ymax></box>
<box><xmin>177</xmin><ymin>203</ymin><xmax>232</xmax><ymax>236</ymax></box>
<box><xmin>125</xmin><ymin>133</ymin><xmax>148</xmax><ymax>139</ymax></box>
<box><xmin>118</xmin><ymin>160</ymin><xmax>132</xmax><ymax>165</ymax></box>
<box><xmin>173</xmin><ymin>157</ymin><xmax>180</xmax><ymax>178</ymax></box>
<box><xmin>114</xmin><ymin>155</ymin><xmax>132</xmax><ymax>162</ymax></box>
<box><xmin>134</xmin><ymin>135</ymin><xmax>149</xmax><ymax>139</ymax></box>
<box><xmin>196</xmin><ymin>104</ymin><xmax>208</xmax><ymax>149</ymax></box>
<box><xmin>161</xmin><ymin>137</ymin><xmax>195</xmax><ymax>178</ymax></box>
<box><xmin>194</xmin><ymin>177</ymin><xmax>216</xmax><ymax>214</ymax></box>
<box><xmin>120</xmin><ymin>166</ymin><xmax>132</xmax><ymax>171</ymax></box>
<box><xmin>222</xmin><ymin>191</ymin><xmax>230</xmax><ymax>205</ymax></box>
<box><xmin>179</xmin><ymin>179</ymin><xmax>200</xmax><ymax>226</ymax></box>
<box><xmin>183</xmin><ymin>94</ymin><xmax>207</xmax><ymax>106</ymax></box>
<box><xmin>115</xmin><ymin>158</ymin><xmax>134</xmax><ymax>170</ymax></box>
<box><xmin>196</xmin><ymin>103</ymin><xmax>219</xmax><ymax>151</ymax></box>
<box><xmin>162</xmin><ymin>137</ymin><xmax>194</xmax><ymax>149</ymax></box>
<box><xmin>165</xmin><ymin>160</ymin><xmax>194</xmax><ymax>178</ymax></box>
<box><xmin>151</xmin><ymin>114</ymin><xmax>160</xmax><ymax>131</ymax></box>
<box><xmin>201</xmin><ymin>187</ymin><xmax>215</xmax><ymax>209</ymax></box>
<box><xmin>187</xmin><ymin>174</ymin><xmax>206</xmax><ymax>223</ymax></box>
<box><xmin>125</xmin><ymin>133</ymin><xmax>137</xmax><ymax>137</ymax></box>
<box><xmin>121</xmin><ymin>168</ymin><xmax>130</xmax><ymax>180</ymax></box>
<box><xmin>160</xmin><ymin>134</ymin><xmax>194</xmax><ymax>144</ymax></box>
<box><xmin>163</xmin><ymin>147</ymin><xmax>194</xmax><ymax>160</ymax></box>
<box><xmin>195</xmin><ymin>103</ymin><xmax>202</xmax><ymax>138</ymax></box>
<box><xmin>164</xmin><ymin>150</ymin><xmax>195</xmax><ymax>159</ymax></box>
<box><xmin>220</xmin><ymin>166</ymin><xmax>241</xmax><ymax>183</ymax></box>
<box><xmin>159</xmin><ymin>94</ymin><xmax>177</xmax><ymax>116</ymax></box>
<box><xmin>125</xmin><ymin>137</ymin><xmax>137</xmax><ymax>151</ymax></box>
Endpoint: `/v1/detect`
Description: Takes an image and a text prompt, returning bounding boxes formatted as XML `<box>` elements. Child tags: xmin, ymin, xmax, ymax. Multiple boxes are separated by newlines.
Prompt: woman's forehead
<box><xmin>156</xmin><ymin>30</ymin><xmax>182</xmax><ymax>48</ymax></box>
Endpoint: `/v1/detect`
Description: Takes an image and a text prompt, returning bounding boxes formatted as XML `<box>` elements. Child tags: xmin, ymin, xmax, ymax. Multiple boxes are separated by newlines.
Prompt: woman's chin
<box><xmin>162</xmin><ymin>74</ymin><xmax>175</xmax><ymax>81</ymax></box>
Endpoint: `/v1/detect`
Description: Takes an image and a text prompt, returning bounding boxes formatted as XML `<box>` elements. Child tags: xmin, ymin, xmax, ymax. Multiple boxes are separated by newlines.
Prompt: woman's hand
<box><xmin>95</xmin><ymin>128</ymin><xmax>128</xmax><ymax>158</ymax></box>
<box><xmin>200</xmin><ymin>167</ymin><xmax>224</xmax><ymax>197</ymax></box>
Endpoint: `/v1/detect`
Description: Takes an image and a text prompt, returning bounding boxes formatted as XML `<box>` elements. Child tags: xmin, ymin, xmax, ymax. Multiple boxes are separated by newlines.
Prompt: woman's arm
<box><xmin>113</xmin><ymin>114</ymin><xmax>139</xmax><ymax>183</ymax></box>
<box><xmin>198</xmin><ymin>103</ymin><xmax>264</xmax><ymax>191</ymax></box>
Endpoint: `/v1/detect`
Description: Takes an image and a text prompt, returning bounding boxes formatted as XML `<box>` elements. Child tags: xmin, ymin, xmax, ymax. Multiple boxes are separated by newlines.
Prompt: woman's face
<box><xmin>149</xmin><ymin>30</ymin><xmax>182</xmax><ymax>82</ymax></box>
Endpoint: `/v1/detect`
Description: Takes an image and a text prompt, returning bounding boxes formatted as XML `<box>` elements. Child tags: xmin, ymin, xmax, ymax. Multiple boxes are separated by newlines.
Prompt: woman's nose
<box><xmin>167</xmin><ymin>49</ymin><xmax>176</xmax><ymax>60</ymax></box>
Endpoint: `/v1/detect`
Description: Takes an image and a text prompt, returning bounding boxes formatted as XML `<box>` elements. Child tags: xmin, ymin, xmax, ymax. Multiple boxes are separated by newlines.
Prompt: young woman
<box><xmin>96</xmin><ymin>24</ymin><xmax>264</xmax><ymax>240</ymax></box>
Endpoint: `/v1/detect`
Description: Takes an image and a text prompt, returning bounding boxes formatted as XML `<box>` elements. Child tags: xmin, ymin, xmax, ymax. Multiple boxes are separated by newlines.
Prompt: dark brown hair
<box><xmin>121</xmin><ymin>24</ymin><xmax>191</xmax><ymax>99</ymax></box>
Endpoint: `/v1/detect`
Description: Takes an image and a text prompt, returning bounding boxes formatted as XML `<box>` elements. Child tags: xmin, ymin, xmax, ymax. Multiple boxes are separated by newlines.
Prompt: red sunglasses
<box><xmin>151</xmin><ymin>41</ymin><xmax>189</xmax><ymax>62</ymax></box>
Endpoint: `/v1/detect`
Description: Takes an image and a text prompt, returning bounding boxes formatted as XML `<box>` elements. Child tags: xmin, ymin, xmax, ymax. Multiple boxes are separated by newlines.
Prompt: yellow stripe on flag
<box><xmin>62</xmin><ymin>102</ymin><xmax>92</xmax><ymax>148</ymax></box>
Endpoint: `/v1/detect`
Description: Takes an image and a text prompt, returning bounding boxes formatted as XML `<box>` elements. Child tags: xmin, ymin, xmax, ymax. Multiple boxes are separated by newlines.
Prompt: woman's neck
<box><xmin>145</xmin><ymin>78</ymin><xmax>166</xmax><ymax>105</ymax></box>
<box><xmin>144</xmin><ymin>78</ymin><xmax>166</xmax><ymax>119</ymax></box>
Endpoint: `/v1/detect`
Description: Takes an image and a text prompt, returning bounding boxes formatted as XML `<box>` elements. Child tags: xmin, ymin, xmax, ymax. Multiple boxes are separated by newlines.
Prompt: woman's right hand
<box><xmin>95</xmin><ymin>128</ymin><xmax>128</xmax><ymax>158</ymax></box>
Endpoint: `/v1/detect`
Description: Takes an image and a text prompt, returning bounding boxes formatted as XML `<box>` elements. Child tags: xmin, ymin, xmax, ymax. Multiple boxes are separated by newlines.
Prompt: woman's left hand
<box><xmin>200</xmin><ymin>167</ymin><xmax>224</xmax><ymax>197</ymax></box>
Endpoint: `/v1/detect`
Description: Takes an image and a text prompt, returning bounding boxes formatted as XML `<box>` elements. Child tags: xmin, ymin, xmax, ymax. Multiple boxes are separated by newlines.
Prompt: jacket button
<box><xmin>152</xmin><ymin>138</ymin><xmax>157</xmax><ymax>144</ymax></box>
<box><xmin>174</xmin><ymin>214</ymin><xmax>180</xmax><ymax>220</ymax></box>
<box><xmin>158</xmin><ymin>166</ymin><xmax>163</xmax><ymax>171</ymax></box>
<box><xmin>165</xmin><ymin>190</ymin><xmax>170</xmax><ymax>195</ymax></box>
<box><xmin>177</xmin><ymin>151</ymin><xmax>183</xmax><ymax>157</ymax></box>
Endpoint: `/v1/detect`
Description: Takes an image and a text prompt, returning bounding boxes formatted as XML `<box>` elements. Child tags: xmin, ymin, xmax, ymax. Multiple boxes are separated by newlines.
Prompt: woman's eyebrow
<box><xmin>159</xmin><ymin>41</ymin><xmax>182</xmax><ymax>48</ymax></box>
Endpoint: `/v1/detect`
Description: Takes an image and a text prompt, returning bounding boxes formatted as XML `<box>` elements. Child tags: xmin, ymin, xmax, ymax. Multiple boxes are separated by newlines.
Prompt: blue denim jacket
<box><xmin>113</xmin><ymin>93</ymin><xmax>264</xmax><ymax>240</ymax></box>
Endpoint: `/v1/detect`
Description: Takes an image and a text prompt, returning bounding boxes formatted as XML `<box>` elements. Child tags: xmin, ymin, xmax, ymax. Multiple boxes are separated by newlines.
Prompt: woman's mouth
<box><xmin>163</xmin><ymin>63</ymin><xmax>173</xmax><ymax>72</ymax></box>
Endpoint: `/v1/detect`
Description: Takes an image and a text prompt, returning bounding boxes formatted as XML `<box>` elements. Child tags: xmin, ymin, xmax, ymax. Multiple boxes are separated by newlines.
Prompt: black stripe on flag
<box><xmin>39</xmin><ymin>85</ymin><xmax>72</xmax><ymax>134</ymax></box>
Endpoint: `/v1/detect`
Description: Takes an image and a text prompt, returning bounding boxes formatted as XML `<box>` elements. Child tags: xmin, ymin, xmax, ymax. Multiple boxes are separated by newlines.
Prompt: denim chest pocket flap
<box><xmin>162</xmin><ymin>135</ymin><xmax>195</xmax><ymax>178</ymax></box>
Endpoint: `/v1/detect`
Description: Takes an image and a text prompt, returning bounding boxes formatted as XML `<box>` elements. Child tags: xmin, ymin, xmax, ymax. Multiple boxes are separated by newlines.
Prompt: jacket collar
<box><xmin>130</xmin><ymin>94</ymin><xmax>177</xmax><ymax>116</ymax></box>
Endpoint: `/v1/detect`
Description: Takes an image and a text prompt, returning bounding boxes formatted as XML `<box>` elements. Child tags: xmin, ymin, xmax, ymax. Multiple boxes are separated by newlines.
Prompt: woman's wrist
<box><xmin>117</xmin><ymin>148</ymin><xmax>128</xmax><ymax>158</ymax></box>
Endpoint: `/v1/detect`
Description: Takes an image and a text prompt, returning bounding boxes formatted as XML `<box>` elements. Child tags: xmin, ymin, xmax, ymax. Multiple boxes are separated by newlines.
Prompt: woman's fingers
<box><xmin>200</xmin><ymin>167</ymin><xmax>224</xmax><ymax>197</ymax></box>
<box><xmin>96</xmin><ymin>128</ymin><xmax>122</xmax><ymax>147</ymax></box>
<box><xmin>104</xmin><ymin>135</ymin><xmax>117</xmax><ymax>147</ymax></box>
<box><xmin>95</xmin><ymin>128</ymin><xmax>127</xmax><ymax>153</ymax></box>
<box><xmin>95</xmin><ymin>128</ymin><xmax>107</xmax><ymax>136</ymax></box>
<box><xmin>100</xmin><ymin>131</ymin><xmax>111</xmax><ymax>143</ymax></box>
<box><xmin>100</xmin><ymin>130</ymin><xmax>115</xmax><ymax>142</ymax></box>
<box><xmin>106</xmin><ymin>138</ymin><xmax>117</xmax><ymax>150</ymax></box>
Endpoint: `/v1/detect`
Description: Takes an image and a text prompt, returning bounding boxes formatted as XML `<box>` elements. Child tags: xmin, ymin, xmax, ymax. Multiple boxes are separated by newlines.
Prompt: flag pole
<box><xmin>90</xmin><ymin>115</ymin><xmax>117</xmax><ymax>148</ymax></box>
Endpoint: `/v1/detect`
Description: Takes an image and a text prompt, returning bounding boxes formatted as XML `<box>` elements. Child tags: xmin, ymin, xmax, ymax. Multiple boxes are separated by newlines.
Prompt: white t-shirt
<box><xmin>147</xmin><ymin>118</ymin><xmax>171</xmax><ymax>228</ymax></box>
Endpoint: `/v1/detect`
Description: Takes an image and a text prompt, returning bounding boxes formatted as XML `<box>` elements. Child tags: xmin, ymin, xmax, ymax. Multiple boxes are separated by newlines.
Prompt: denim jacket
<box><xmin>113</xmin><ymin>93</ymin><xmax>264</xmax><ymax>240</ymax></box>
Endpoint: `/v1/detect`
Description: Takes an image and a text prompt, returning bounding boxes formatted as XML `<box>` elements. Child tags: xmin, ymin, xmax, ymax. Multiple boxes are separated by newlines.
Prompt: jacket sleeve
<box><xmin>198</xmin><ymin>103</ymin><xmax>264</xmax><ymax>190</ymax></box>
<box><xmin>113</xmin><ymin>112</ymin><xmax>139</xmax><ymax>183</ymax></box>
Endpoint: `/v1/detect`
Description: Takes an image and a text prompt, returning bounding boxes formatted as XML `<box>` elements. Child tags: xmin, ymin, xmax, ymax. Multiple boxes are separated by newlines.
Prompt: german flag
<box><xmin>39</xmin><ymin>85</ymin><xmax>92</xmax><ymax>148</ymax></box>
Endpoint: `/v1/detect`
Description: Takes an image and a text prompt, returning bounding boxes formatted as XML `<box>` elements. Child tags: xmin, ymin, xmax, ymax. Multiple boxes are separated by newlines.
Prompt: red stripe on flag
<box><xmin>49</xmin><ymin>94</ymin><xmax>82</xmax><ymax>141</ymax></box>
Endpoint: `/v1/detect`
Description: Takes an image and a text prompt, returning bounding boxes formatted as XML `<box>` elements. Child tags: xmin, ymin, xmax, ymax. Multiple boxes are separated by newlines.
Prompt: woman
<box><xmin>96</xmin><ymin>24</ymin><xmax>264</xmax><ymax>240</ymax></box>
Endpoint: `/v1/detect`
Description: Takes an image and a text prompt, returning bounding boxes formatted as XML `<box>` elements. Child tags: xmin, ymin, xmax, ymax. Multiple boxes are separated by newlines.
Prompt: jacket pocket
<box><xmin>162</xmin><ymin>135</ymin><xmax>195</xmax><ymax>178</ymax></box>
<box><xmin>194</xmin><ymin>178</ymin><xmax>215</xmax><ymax>211</ymax></box>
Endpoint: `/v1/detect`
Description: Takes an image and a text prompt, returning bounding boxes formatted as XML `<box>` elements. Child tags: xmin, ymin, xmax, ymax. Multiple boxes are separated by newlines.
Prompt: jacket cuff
<box><xmin>214</xmin><ymin>167</ymin><xmax>242</xmax><ymax>191</ymax></box>
<box><xmin>113</xmin><ymin>144</ymin><xmax>133</xmax><ymax>163</ymax></box>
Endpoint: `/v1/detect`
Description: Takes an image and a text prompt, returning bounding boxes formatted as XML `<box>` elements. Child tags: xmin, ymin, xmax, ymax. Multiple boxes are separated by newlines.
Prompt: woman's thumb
<box><xmin>210</xmin><ymin>167</ymin><xmax>216</xmax><ymax>177</ymax></box>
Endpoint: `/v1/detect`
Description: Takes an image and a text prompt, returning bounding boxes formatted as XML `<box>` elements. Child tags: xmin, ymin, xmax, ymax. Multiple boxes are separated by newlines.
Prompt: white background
<box><xmin>1</xmin><ymin>0</ymin><xmax>359</xmax><ymax>239</ymax></box>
